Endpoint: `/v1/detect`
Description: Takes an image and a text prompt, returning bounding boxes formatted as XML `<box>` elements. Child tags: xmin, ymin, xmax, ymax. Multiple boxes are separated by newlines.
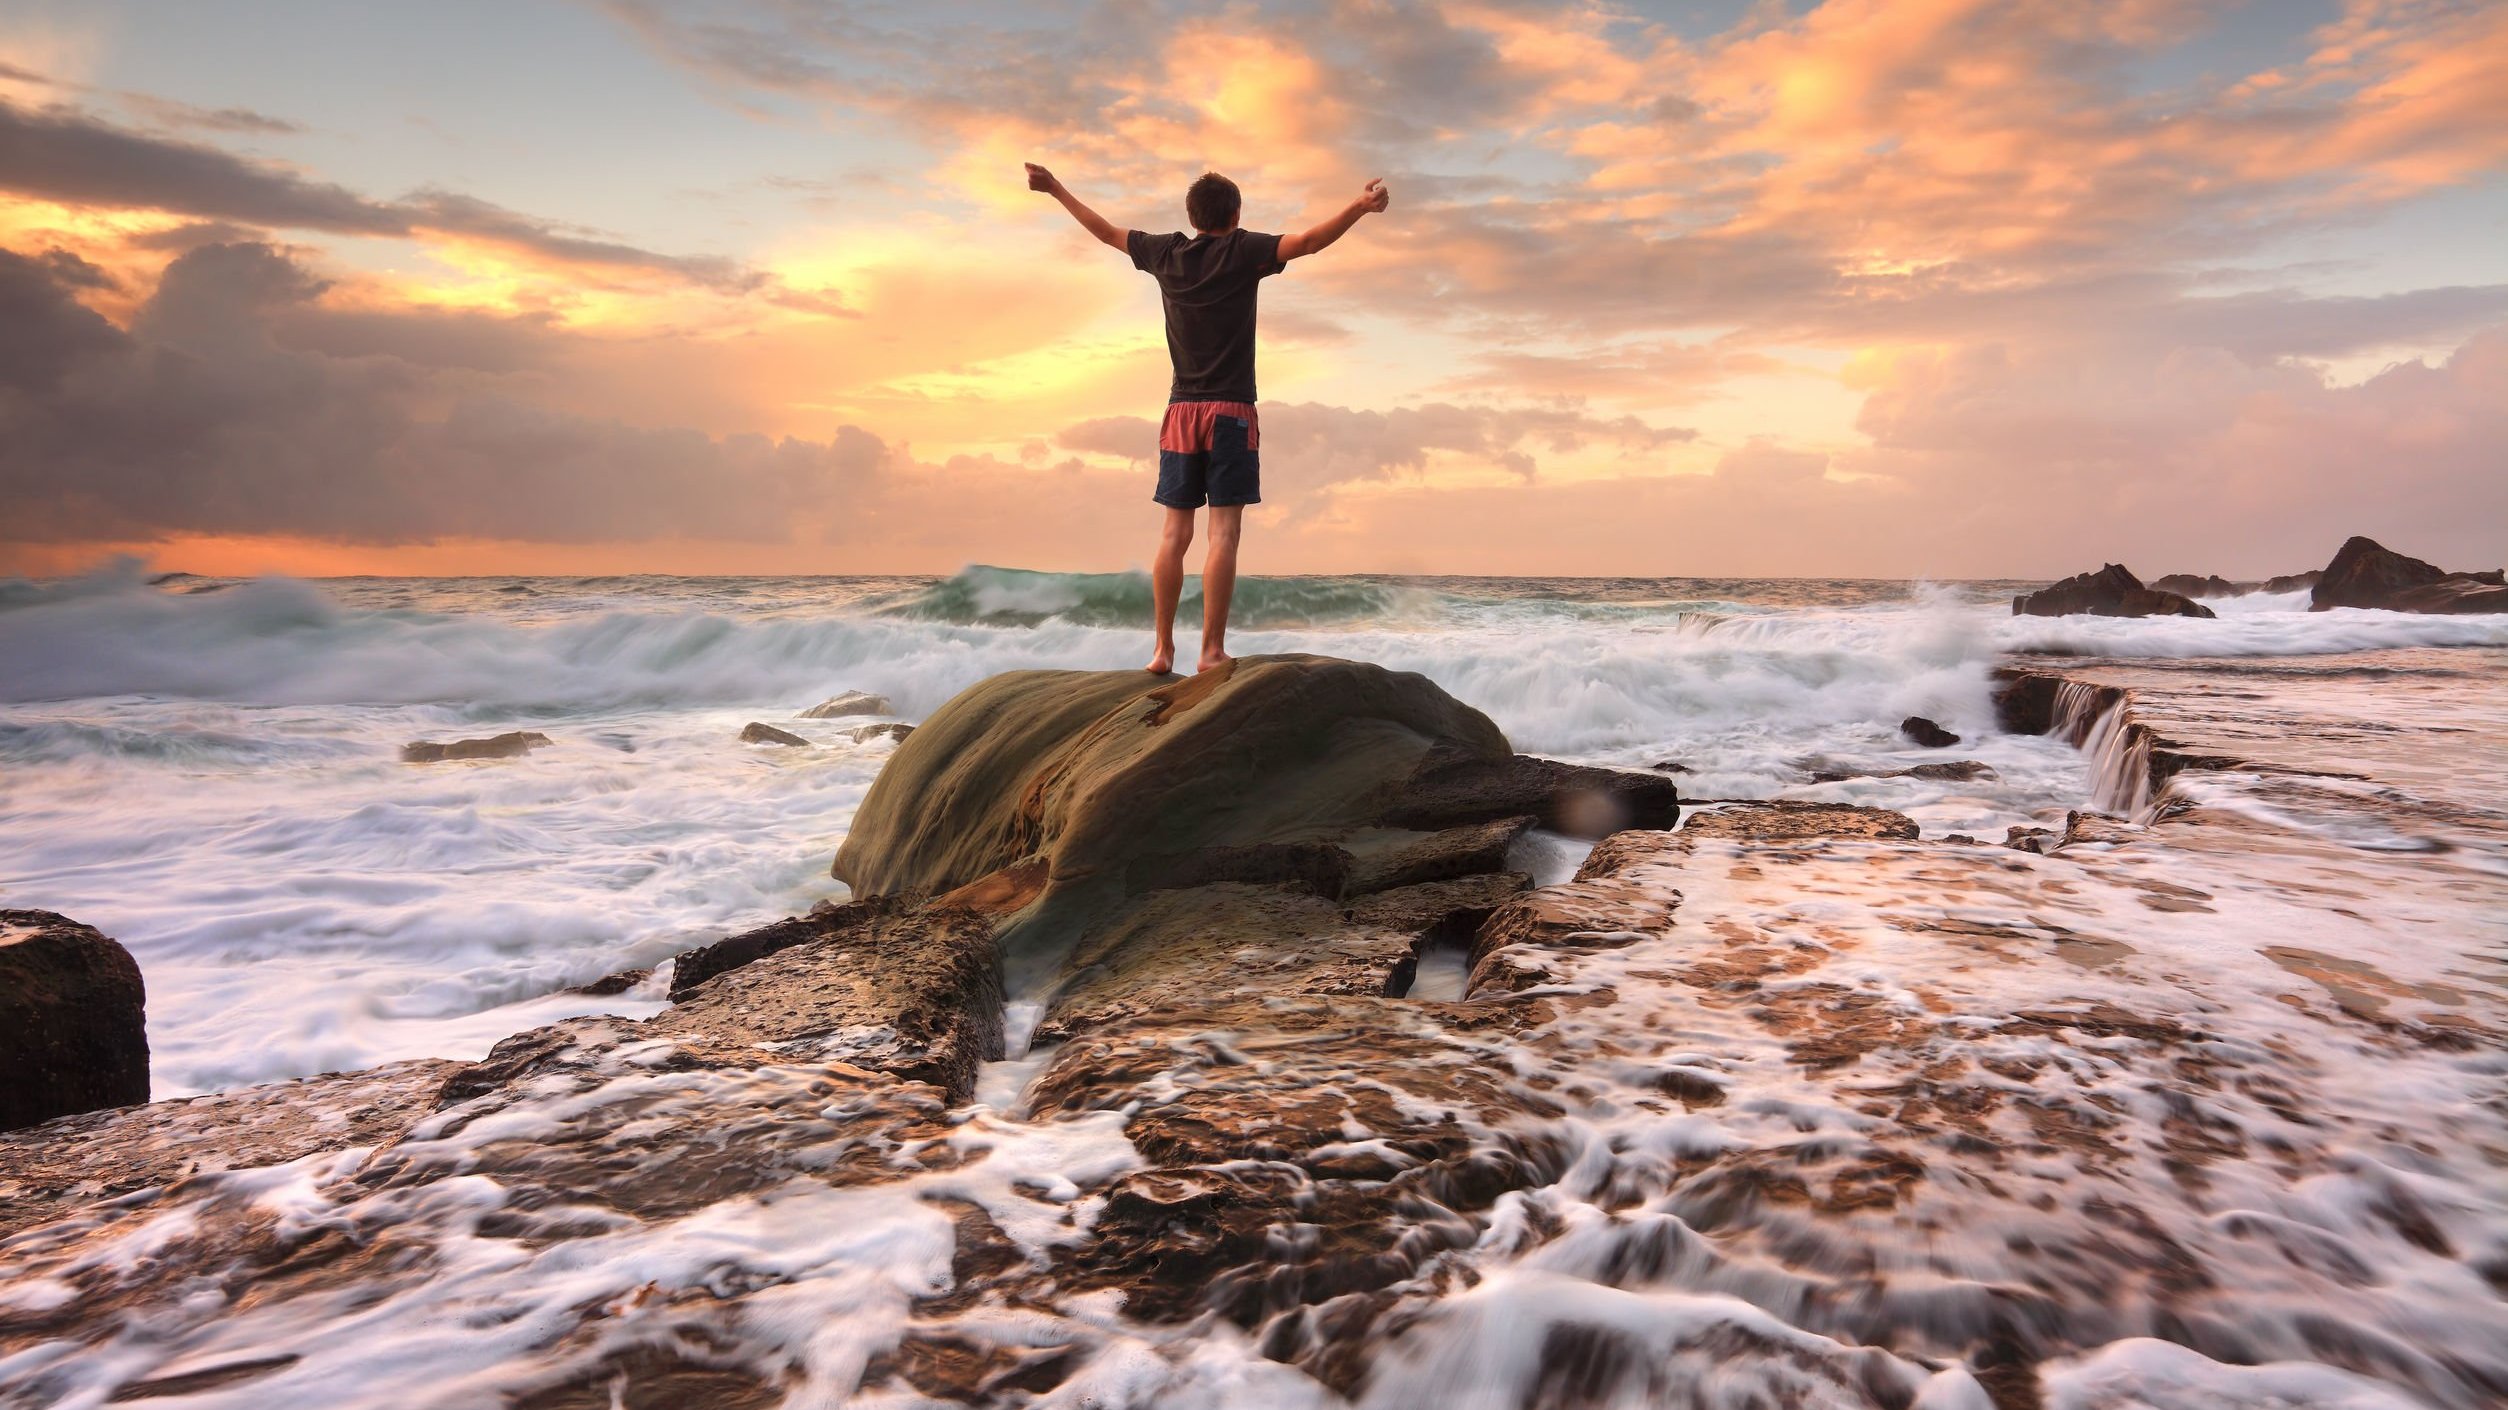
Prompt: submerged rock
<box><xmin>0</xmin><ymin>911</ymin><xmax>149</xmax><ymax>1132</ymax></box>
<box><xmin>1900</xmin><ymin>715</ymin><xmax>1960</xmax><ymax>748</ymax></box>
<box><xmin>2012</xmin><ymin>564</ymin><xmax>2215</xmax><ymax>619</ymax></box>
<box><xmin>848</xmin><ymin>722</ymin><xmax>914</xmax><ymax>743</ymax></box>
<box><xmin>799</xmin><ymin>690</ymin><xmax>893</xmax><ymax>719</ymax></box>
<box><xmin>400</xmin><ymin>730</ymin><xmax>551</xmax><ymax>763</ymax></box>
<box><xmin>2310</xmin><ymin>535</ymin><xmax>2508</xmax><ymax>614</ymax></box>
<box><xmin>739</xmin><ymin>721</ymin><xmax>811</xmax><ymax>746</ymax></box>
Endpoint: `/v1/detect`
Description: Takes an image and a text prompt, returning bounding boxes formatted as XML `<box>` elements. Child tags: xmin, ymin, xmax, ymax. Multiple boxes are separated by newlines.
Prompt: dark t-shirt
<box><xmin>1128</xmin><ymin>228</ymin><xmax>1285</xmax><ymax>404</ymax></box>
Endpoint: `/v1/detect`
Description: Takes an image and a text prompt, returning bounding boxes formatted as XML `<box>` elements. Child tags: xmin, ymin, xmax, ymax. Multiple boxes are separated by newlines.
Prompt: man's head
<box><xmin>1186</xmin><ymin>172</ymin><xmax>1241</xmax><ymax>234</ymax></box>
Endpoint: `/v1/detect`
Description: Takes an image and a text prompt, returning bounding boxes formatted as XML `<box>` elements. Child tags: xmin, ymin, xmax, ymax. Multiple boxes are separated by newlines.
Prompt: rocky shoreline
<box><xmin>4</xmin><ymin>653</ymin><xmax>2502</xmax><ymax>1408</ymax></box>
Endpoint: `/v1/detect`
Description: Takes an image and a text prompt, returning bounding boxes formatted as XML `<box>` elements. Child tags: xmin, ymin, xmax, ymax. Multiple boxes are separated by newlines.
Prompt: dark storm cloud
<box><xmin>0</xmin><ymin>98</ymin><xmax>403</xmax><ymax>232</ymax></box>
<box><xmin>0</xmin><ymin>99</ymin><xmax>755</xmax><ymax>289</ymax></box>
<box><xmin>120</xmin><ymin>94</ymin><xmax>306</xmax><ymax>136</ymax></box>
<box><xmin>0</xmin><ymin>243</ymin><xmax>872</xmax><ymax>544</ymax></box>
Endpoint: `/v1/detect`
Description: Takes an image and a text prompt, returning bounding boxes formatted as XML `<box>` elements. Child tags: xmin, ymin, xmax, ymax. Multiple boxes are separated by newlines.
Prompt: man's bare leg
<box><xmin>1148</xmin><ymin>506</ymin><xmax>1195</xmax><ymax>674</ymax></box>
<box><xmin>1198</xmin><ymin>504</ymin><xmax>1243</xmax><ymax>672</ymax></box>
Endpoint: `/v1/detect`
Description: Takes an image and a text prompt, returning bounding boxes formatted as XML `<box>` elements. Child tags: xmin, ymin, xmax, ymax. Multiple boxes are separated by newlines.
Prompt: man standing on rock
<box><xmin>1026</xmin><ymin>161</ymin><xmax>1391</xmax><ymax>673</ymax></box>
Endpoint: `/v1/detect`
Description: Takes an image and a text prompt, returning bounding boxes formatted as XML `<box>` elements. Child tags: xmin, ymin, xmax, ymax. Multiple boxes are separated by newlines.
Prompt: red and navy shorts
<box><xmin>1155</xmin><ymin>401</ymin><xmax>1260</xmax><ymax>509</ymax></box>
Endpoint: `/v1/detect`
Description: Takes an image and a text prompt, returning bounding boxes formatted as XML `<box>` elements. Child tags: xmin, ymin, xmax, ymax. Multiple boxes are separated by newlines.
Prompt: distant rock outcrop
<box><xmin>739</xmin><ymin>721</ymin><xmax>810</xmax><ymax>746</ymax></box>
<box><xmin>401</xmin><ymin>731</ymin><xmax>551</xmax><ymax>763</ymax></box>
<box><xmin>2309</xmin><ymin>536</ymin><xmax>2508</xmax><ymax>614</ymax></box>
<box><xmin>2149</xmin><ymin>573</ymin><xmax>2240</xmax><ymax>599</ymax></box>
<box><xmin>2012</xmin><ymin>564</ymin><xmax>2215</xmax><ymax>619</ymax></box>
<box><xmin>0</xmin><ymin>911</ymin><xmax>149</xmax><ymax>1132</ymax></box>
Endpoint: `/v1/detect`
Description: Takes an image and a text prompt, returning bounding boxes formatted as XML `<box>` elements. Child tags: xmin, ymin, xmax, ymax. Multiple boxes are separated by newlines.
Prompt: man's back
<box><xmin>1026</xmin><ymin>160</ymin><xmax>1386</xmax><ymax>674</ymax></box>
<box><xmin>1128</xmin><ymin>228</ymin><xmax>1284</xmax><ymax>404</ymax></box>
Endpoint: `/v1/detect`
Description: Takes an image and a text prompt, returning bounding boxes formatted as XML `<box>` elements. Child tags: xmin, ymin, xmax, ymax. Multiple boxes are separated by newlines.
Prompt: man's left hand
<box><xmin>1025</xmin><ymin>162</ymin><xmax>1061</xmax><ymax>194</ymax></box>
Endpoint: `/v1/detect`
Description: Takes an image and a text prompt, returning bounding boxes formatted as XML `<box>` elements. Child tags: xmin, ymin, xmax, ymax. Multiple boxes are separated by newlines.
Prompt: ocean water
<box><xmin>2</xmin><ymin>559</ymin><xmax>2504</xmax><ymax>1099</ymax></box>
<box><xmin>7</xmin><ymin>559</ymin><xmax>2508</xmax><ymax>1410</ymax></box>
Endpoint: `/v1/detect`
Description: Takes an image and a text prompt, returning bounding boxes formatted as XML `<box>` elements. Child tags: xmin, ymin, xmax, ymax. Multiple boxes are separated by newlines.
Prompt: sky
<box><xmin>1</xmin><ymin>0</ymin><xmax>2504</xmax><ymax>579</ymax></box>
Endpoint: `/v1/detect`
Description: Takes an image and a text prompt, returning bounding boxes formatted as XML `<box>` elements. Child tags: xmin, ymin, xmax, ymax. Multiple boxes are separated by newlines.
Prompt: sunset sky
<box><xmin>2</xmin><ymin>0</ymin><xmax>2504</xmax><ymax>579</ymax></box>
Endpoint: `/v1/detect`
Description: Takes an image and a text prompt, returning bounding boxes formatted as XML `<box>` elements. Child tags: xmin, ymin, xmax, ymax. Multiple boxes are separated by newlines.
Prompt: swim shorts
<box><xmin>1155</xmin><ymin>401</ymin><xmax>1261</xmax><ymax>509</ymax></box>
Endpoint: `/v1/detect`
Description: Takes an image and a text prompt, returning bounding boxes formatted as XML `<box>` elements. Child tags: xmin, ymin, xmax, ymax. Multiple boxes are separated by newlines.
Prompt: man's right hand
<box><xmin>1359</xmin><ymin>178</ymin><xmax>1390</xmax><ymax>213</ymax></box>
<box><xmin>1025</xmin><ymin>162</ymin><xmax>1061</xmax><ymax>194</ymax></box>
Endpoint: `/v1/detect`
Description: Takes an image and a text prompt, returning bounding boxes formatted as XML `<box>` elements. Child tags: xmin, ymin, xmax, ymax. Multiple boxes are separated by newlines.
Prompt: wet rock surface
<box><xmin>0</xmin><ymin>1059</ymin><xmax>457</xmax><ymax>1237</ymax></box>
<box><xmin>652</xmin><ymin>904</ymin><xmax>1004</xmax><ymax>1101</ymax></box>
<box><xmin>399</xmin><ymin>730</ymin><xmax>551</xmax><ymax>763</ymax></box>
<box><xmin>738</xmin><ymin>720</ymin><xmax>810</xmax><ymax>746</ymax></box>
<box><xmin>7</xmin><ymin>656</ymin><xmax>2505</xmax><ymax>1409</ymax></box>
<box><xmin>2011</xmin><ymin>563</ymin><xmax>2216</xmax><ymax>619</ymax></box>
<box><xmin>0</xmin><ymin>910</ymin><xmax>149</xmax><ymax>1132</ymax></box>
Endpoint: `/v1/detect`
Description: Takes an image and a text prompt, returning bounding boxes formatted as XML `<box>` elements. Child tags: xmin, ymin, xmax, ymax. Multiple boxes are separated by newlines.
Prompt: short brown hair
<box><xmin>1186</xmin><ymin>172</ymin><xmax>1240</xmax><ymax>232</ymax></box>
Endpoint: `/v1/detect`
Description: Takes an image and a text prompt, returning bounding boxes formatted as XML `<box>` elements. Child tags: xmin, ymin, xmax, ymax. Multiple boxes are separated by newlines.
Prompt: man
<box><xmin>1026</xmin><ymin>161</ymin><xmax>1391</xmax><ymax>673</ymax></box>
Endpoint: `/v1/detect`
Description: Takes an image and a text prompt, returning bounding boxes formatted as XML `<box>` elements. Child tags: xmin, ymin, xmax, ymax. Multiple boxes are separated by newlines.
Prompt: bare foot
<box><xmin>1196</xmin><ymin>648</ymin><xmax>1233</xmax><ymax>673</ymax></box>
<box><xmin>1146</xmin><ymin>645</ymin><xmax>1175</xmax><ymax>674</ymax></box>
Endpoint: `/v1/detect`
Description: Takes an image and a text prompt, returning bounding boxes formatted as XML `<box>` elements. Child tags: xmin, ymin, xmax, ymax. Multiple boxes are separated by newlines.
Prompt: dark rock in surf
<box><xmin>2012</xmin><ymin>564</ymin><xmax>2215</xmax><ymax>619</ymax></box>
<box><xmin>401</xmin><ymin>731</ymin><xmax>551</xmax><ymax>763</ymax></box>
<box><xmin>799</xmin><ymin>690</ymin><xmax>892</xmax><ymax>719</ymax></box>
<box><xmin>0</xmin><ymin>911</ymin><xmax>149</xmax><ymax>1132</ymax></box>
<box><xmin>1901</xmin><ymin>716</ymin><xmax>1960</xmax><ymax>748</ymax></box>
<box><xmin>2262</xmin><ymin>570</ymin><xmax>2322</xmax><ymax>594</ymax></box>
<box><xmin>739</xmin><ymin>721</ymin><xmax>811</xmax><ymax>747</ymax></box>
<box><xmin>847</xmin><ymin>722</ymin><xmax>914</xmax><ymax>743</ymax></box>
<box><xmin>1807</xmin><ymin>758</ymin><xmax>1996</xmax><ymax>784</ymax></box>
<box><xmin>2309</xmin><ymin>536</ymin><xmax>2508</xmax><ymax>614</ymax></box>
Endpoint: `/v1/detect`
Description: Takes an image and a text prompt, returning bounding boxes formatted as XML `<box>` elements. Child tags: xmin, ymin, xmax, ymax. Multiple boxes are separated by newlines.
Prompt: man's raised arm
<box><xmin>1278</xmin><ymin>179</ymin><xmax>1390</xmax><ymax>261</ymax></box>
<box><xmin>1026</xmin><ymin>163</ymin><xmax>1127</xmax><ymax>252</ymax></box>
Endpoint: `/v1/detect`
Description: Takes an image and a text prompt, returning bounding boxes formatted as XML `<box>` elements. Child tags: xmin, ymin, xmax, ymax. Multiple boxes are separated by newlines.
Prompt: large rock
<box><xmin>833</xmin><ymin>658</ymin><xmax>1675</xmax><ymax>975</ymax></box>
<box><xmin>2310</xmin><ymin>536</ymin><xmax>2508</xmax><ymax>614</ymax></box>
<box><xmin>0</xmin><ymin>911</ymin><xmax>149</xmax><ymax>1132</ymax></box>
<box><xmin>835</xmin><ymin>657</ymin><xmax>1512</xmax><ymax>941</ymax></box>
<box><xmin>2012</xmin><ymin>564</ymin><xmax>2215</xmax><ymax>619</ymax></box>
